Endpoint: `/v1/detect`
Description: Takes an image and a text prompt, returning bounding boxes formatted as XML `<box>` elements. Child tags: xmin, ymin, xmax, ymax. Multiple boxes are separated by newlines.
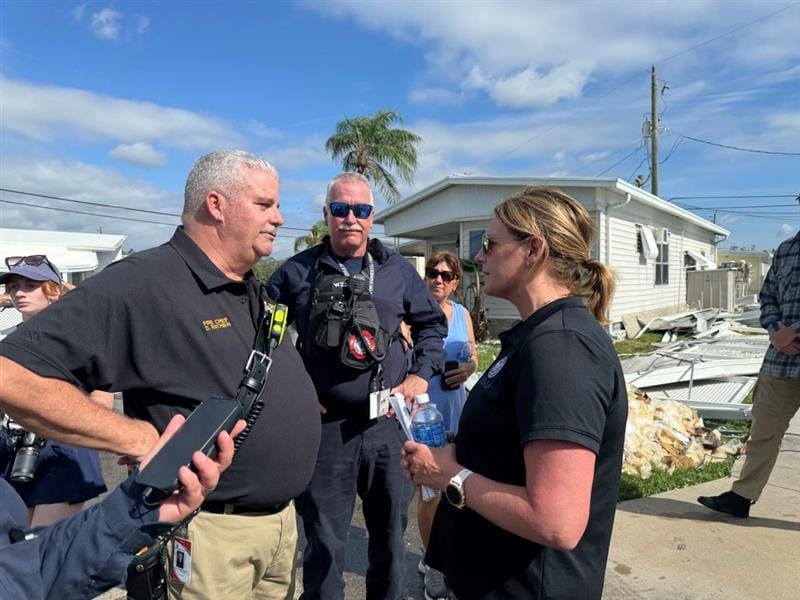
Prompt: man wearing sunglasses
<box><xmin>0</xmin><ymin>150</ymin><xmax>321</xmax><ymax>599</ymax></box>
<box><xmin>267</xmin><ymin>172</ymin><xmax>447</xmax><ymax>600</ymax></box>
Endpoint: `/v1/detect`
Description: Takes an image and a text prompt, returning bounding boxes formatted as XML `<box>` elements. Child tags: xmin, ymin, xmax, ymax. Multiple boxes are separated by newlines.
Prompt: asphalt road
<box><xmin>96</xmin><ymin>449</ymin><xmax>428</xmax><ymax>600</ymax></box>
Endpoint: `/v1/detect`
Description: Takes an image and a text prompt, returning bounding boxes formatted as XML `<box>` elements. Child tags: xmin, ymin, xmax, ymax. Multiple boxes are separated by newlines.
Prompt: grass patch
<box><xmin>704</xmin><ymin>419</ymin><xmax>751</xmax><ymax>440</ymax></box>
<box><xmin>476</xmin><ymin>342</ymin><xmax>500</xmax><ymax>371</ymax></box>
<box><xmin>613</xmin><ymin>332</ymin><xmax>664</xmax><ymax>355</ymax></box>
<box><xmin>618</xmin><ymin>458</ymin><xmax>735</xmax><ymax>501</ymax></box>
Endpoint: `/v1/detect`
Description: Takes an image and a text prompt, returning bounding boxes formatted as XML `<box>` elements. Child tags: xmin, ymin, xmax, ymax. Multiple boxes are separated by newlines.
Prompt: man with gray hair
<box><xmin>267</xmin><ymin>172</ymin><xmax>446</xmax><ymax>600</ymax></box>
<box><xmin>0</xmin><ymin>149</ymin><xmax>321</xmax><ymax>598</ymax></box>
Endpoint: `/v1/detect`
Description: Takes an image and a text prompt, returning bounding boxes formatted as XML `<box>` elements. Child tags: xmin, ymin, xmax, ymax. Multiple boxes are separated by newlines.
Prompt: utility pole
<box><xmin>650</xmin><ymin>65</ymin><xmax>659</xmax><ymax>197</ymax></box>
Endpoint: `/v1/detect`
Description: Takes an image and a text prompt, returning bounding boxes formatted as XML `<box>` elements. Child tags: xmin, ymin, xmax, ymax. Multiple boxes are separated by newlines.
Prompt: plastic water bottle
<box><xmin>411</xmin><ymin>393</ymin><xmax>447</xmax><ymax>448</ymax></box>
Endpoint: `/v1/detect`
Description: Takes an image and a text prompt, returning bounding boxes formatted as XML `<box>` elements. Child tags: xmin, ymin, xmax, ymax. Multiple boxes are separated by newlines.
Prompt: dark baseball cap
<box><xmin>0</xmin><ymin>255</ymin><xmax>62</xmax><ymax>285</ymax></box>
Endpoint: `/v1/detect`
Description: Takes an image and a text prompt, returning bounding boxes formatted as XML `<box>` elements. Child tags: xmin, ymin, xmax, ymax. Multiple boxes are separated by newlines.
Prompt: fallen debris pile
<box><xmin>623</xmin><ymin>385</ymin><xmax>743</xmax><ymax>479</ymax></box>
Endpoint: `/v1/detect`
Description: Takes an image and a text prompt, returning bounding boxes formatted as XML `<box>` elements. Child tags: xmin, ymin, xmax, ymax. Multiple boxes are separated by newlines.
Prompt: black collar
<box><xmin>168</xmin><ymin>227</ymin><xmax>254</xmax><ymax>291</ymax></box>
<box><xmin>318</xmin><ymin>236</ymin><xmax>393</xmax><ymax>267</ymax></box>
<box><xmin>499</xmin><ymin>296</ymin><xmax>585</xmax><ymax>348</ymax></box>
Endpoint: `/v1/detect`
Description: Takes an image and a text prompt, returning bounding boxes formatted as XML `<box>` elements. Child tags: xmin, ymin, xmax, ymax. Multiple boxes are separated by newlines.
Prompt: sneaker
<box><xmin>697</xmin><ymin>491</ymin><xmax>753</xmax><ymax>518</ymax></box>
<box><xmin>424</xmin><ymin>567</ymin><xmax>449</xmax><ymax>600</ymax></box>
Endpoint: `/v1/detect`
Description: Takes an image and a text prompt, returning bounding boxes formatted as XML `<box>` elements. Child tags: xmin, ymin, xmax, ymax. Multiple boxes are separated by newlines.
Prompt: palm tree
<box><xmin>325</xmin><ymin>109</ymin><xmax>422</xmax><ymax>203</ymax></box>
<box><xmin>294</xmin><ymin>220</ymin><xmax>329</xmax><ymax>252</ymax></box>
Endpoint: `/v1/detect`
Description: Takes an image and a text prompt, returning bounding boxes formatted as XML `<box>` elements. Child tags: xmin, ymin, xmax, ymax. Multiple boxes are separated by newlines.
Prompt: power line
<box><xmin>670</xmin><ymin>194</ymin><xmax>798</xmax><ymax>200</ymax></box>
<box><xmin>0</xmin><ymin>187</ymin><xmax>179</xmax><ymax>217</ymax></box>
<box><xmin>492</xmin><ymin>2</ymin><xmax>798</xmax><ymax>161</ymax></box>
<box><xmin>627</xmin><ymin>154</ymin><xmax>650</xmax><ymax>183</ymax></box>
<box><xmin>0</xmin><ymin>188</ymin><xmax>318</xmax><ymax>234</ymax></box>
<box><xmin>0</xmin><ymin>198</ymin><xmax>178</xmax><ymax>227</ymax></box>
<box><xmin>656</xmin><ymin>1</ymin><xmax>800</xmax><ymax>66</ymax></box>
<box><xmin>594</xmin><ymin>141</ymin><xmax>645</xmax><ymax>176</ymax></box>
<box><xmin>674</xmin><ymin>203</ymin><xmax>798</xmax><ymax>209</ymax></box>
<box><xmin>681</xmin><ymin>203</ymin><xmax>799</xmax><ymax>221</ymax></box>
<box><xmin>673</xmin><ymin>133</ymin><xmax>800</xmax><ymax>156</ymax></box>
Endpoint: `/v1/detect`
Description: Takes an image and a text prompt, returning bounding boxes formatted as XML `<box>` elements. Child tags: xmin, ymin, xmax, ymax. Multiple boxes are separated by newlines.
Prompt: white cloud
<box><xmin>90</xmin><ymin>8</ymin><xmax>122</xmax><ymax>40</ymax></box>
<box><xmin>408</xmin><ymin>87</ymin><xmax>467</xmax><ymax>105</ymax></box>
<box><xmin>109</xmin><ymin>143</ymin><xmax>167</xmax><ymax>168</ymax></box>
<box><xmin>1</xmin><ymin>77</ymin><xmax>242</xmax><ymax>150</ymax></box>
<box><xmin>73</xmin><ymin>5</ymin><xmax>150</xmax><ymax>41</ymax></box>
<box><xmin>0</xmin><ymin>159</ymin><xmax>180</xmax><ymax>251</ymax></box>
<box><xmin>308</xmin><ymin>1</ymin><xmax>800</xmax><ymax>109</ymax></box>
<box><xmin>778</xmin><ymin>224</ymin><xmax>797</xmax><ymax>238</ymax></box>
<box><xmin>473</xmin><ymin>61</ymin><xmax>594</xmax><ymax>108</ymax></box>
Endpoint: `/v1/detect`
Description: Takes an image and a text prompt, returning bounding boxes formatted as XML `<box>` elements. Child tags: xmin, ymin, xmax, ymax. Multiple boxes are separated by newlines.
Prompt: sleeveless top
<box><xmin>428</xmin><ymin>300</ymin><xmax>469</xmax><ymax>434</ymax></box>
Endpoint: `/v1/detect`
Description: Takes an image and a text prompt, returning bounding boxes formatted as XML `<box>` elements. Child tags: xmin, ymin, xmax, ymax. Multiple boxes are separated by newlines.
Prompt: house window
<box><xmin>467</xmin><ymin>229</ymin><xmax>485</xmax><ymax>260</ymax></box>
<box><xmin>655</xmin><ymin>241</ymin><xmax>669</xmax><ymax>285</ymax></box>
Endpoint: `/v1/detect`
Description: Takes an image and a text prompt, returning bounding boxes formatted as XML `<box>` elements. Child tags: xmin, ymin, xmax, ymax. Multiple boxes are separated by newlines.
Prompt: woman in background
<box><xmin>417</xmin><ymin>250</ymin><xmax>477</xmax><ymax>600</ymax></box>
<box><xmin>0</xmin><ymin>255</ymin><xmax>109</xmax><ymax>526</ymax></box>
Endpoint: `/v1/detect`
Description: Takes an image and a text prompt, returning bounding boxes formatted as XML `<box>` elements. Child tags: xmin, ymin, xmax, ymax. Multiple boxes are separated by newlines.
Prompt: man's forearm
<box><xmin>0</xmin><ymin>357</ymin><xmax>157</xmax><ymax>458</ymax></box>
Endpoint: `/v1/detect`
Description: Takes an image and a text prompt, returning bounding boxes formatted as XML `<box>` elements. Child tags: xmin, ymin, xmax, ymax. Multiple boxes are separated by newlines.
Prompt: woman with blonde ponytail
<box><xmin>401</xmin><ymin>187</ymin><xmax>627</xmax><ymax>599</ymax></box>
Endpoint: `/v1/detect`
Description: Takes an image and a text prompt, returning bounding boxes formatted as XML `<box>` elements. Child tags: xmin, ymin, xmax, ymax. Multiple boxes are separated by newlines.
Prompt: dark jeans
<box><xmin>298</xmin><ymin>415</ymin><xmax>414</xmax><ymax>600</ymax></box>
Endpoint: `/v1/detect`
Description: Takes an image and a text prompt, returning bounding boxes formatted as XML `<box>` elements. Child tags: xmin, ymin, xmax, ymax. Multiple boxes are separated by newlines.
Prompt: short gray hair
<box><xmin>183</xmin><ymin>150</ymin><xmax>278</xmax><ymax>217</ymax></box>
<box><xmin>325</xmin><ymin>172</ymin><xmax>373</xmax><ymax>205</ymax></box>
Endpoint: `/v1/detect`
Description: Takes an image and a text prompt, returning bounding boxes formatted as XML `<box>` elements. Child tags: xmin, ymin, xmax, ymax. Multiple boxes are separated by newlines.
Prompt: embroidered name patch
<box><xmin>202</xmin><ymin>317</ymin><xmax>232</xmax><ymax>331</ymax></box>
<box><xmin>486</xmin><ymin>356</ymin><xmax>508</xmax><ymax>379</ymax></box>
<box><xmin>480</xmin><ymin>355</ymin><xmax>508</xmax><ymax>389</ymax></box>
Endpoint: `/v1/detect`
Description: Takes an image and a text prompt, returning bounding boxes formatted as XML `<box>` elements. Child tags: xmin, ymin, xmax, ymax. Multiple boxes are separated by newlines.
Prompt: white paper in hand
<box><xmin>392</xmin><ymin>393</ymin><xmax>437</xmax><ymax>502</ymax></box>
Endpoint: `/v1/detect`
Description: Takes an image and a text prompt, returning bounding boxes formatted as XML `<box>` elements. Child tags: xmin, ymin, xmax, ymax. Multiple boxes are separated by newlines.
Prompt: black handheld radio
<box><xmin>134</xmin><ymin>299</ymin><xmax>287</xmax><ymax>506</ymax></box>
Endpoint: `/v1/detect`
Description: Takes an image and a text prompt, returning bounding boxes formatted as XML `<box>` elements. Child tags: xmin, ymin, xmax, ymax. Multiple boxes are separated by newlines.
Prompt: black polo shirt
<box><xmin>426</xmin><ymin>297</ymin><xmax>627</xmax><ymax>599</ymax></box>
<box><xmin>0</xmin><ymin>227</ymin><xmax>320</xmax><ymax>507</ymax></box>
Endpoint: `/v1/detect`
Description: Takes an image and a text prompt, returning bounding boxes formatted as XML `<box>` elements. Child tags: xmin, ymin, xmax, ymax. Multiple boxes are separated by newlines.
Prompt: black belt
<box><xmin>200</xmin><ymin>500</ymin><xmax>289</xmax><ymax>516</ymax></box>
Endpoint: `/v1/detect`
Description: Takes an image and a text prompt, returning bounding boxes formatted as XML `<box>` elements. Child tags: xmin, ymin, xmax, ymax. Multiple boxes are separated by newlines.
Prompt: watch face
<box><xmin>445</xmin><ymin>483</ymin><xmax>462</xmax><ymax>507</ymax></box>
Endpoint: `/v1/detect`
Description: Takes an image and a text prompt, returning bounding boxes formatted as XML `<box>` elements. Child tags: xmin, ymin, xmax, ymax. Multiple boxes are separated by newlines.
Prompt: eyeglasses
<box><xmin>5</xmin><ymin>255</ymin><xmax>62</xmax><ymax>280</ymax></box>
<box><xmin>425</xmin><ymin>268</ymin><xmax>457</xmax><ymax>283</ymax></box>
<box><xmin>480</xmin><ymin>231</ymin><xmax>529</xmax><ymax>255</ymax></box>
<box><xmin>328</xmin><ymin>202</ymin><xmax>374</xmax><ymax>219</ymax></box>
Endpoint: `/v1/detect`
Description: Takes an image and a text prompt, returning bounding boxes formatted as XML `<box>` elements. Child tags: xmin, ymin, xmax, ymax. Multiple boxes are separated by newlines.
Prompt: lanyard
<box><xmin>334</xmin><ymin>252</ymin><xmax>375</xmax><ymax>295</ymax></box>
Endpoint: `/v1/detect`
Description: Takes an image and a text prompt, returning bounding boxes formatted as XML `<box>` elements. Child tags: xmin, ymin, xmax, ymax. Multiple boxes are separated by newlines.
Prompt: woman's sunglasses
<box><xmin>328</xmin><ymin>202</ymin><xmax>374</xmax><ymax>219</ymax></box>
<box><xmin>5</xmin><ymin>254</ymin><xmax>62</xmax><ymax>280</ymax></box>
<box><xmin>425</xmin><ymin>268</ymin><xmax>457</xmax><ymax>283</ymax></box>
<box><xmin>481</xmin><ymin>231</ymin><xmax>529</xmax><ymax>255</ymax></box>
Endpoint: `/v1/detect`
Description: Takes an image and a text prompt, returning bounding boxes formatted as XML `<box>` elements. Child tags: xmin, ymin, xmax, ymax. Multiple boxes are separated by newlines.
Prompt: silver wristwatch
<box><xmin>445</xmin><ymin>468</ymin><xmax>474</xmax><ymax>509</ymax></box>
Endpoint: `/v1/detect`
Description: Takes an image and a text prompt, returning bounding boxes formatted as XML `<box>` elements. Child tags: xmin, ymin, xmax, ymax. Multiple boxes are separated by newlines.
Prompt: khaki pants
<box><xmin>733</xmin><ymin>375</ymin><xmax>800</xmax><ymax>501</ymax></box>
<box><xmin>167</xmin><ymin>502</ymin><xmax>298</xmax><ymax>600</ymax></box>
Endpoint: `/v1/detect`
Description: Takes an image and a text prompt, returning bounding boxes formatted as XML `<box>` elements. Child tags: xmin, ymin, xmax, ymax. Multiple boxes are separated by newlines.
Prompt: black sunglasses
<box><xmin>5</xmin><ymin>254</ymin><xmax>62</xmax><ymax>280</ymax></box>
<box><xmin>328</xmin><ymin>202</ymin><xmax>374</xmax><ymax>219</ymax></box>
<box><xmin>480</xmin><ymin>231</ymin><xmax>529</xmax><ymax>255</ymax></box>
<box><xmin>425</xmin><ymin>268</ymin><xmax>457</xmax><ymax>283</ymax></box>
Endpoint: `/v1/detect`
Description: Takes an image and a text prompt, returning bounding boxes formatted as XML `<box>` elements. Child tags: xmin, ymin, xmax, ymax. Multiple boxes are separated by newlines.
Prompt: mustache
<box><xmin>260</xmin><ymin>227</ymin><xmax>279</xmax><ymax>236</ymax></box>
<box><xmin>337</xmin><ymin>224</ymin><xmax>362</xmax><ymax>232</ymax></box>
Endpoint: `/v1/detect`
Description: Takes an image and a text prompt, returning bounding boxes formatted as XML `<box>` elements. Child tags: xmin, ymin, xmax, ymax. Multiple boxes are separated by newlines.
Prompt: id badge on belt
<box><xmin>170</xmin><ymin>524</ymin><xmax>192</xmax><ymax>585</ymax></box>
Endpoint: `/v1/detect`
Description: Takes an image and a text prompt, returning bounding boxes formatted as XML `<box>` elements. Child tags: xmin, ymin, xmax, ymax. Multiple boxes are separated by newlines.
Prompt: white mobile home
<box><xmin>376</xmin><ymin>176</ymin><xmax>728</xmax><ymax>332</ymax></box>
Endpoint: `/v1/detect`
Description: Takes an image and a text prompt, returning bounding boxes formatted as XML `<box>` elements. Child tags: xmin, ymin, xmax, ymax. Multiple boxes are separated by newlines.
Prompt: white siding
<box><xmin>606</xmin><ymin>202</ymin><xmax>718</xmax><ymax>322</ymax></box>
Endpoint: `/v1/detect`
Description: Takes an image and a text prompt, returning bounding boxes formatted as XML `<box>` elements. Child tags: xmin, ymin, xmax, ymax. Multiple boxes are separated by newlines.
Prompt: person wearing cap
<box><xmin>0</xmin><ymin>150</ymin><xmax>321</xmax><ymax>599</ymax></box>
<box><xmin>0</xmin><ymin>255</ymin><xmax>110</xmax><ymax>527</ymax></box>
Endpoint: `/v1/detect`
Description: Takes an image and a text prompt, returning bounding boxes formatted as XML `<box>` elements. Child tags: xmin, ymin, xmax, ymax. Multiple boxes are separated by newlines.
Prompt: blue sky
<box><xmin>1</xmin><ymin>1</ymin><xmax>798</xmax><ymax>258</ymax></box>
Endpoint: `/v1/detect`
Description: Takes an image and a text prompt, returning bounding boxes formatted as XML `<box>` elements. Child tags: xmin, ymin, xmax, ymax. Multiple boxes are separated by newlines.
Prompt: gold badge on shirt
<box><xmin>202</xmin><ymin>317</ymin><xmax>232</xmax><ymax>331</ymax></box>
